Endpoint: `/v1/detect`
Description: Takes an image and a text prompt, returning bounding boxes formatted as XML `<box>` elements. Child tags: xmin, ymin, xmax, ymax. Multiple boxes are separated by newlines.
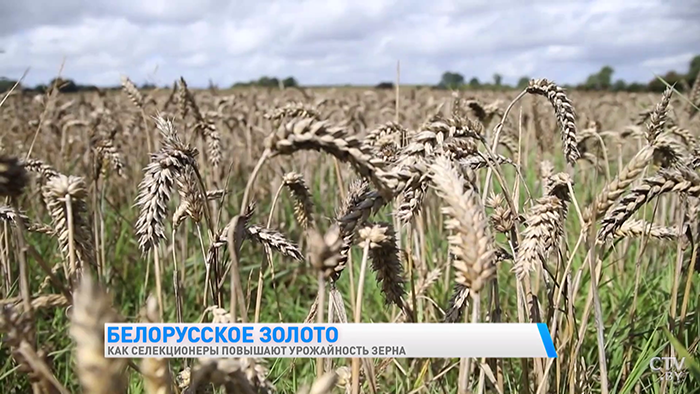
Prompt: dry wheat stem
<box><xmin>458</xmin><ymin>293</ymin><xmax>481</xmax><ymax>393</ymax></box>
<box><xmin>225</xmin><ymin>215</ymin><xmax>248</xmax><ymax>323</ymax></box>
<box><xmin>352</xmin><ymin>239</ymin><xmax>371</xmax><ymax>394</ymax></box>
<box><xmin>299</xmin><ymin>372</ymin><xmax>338</xmax><ymax>394</ymax></box>
<box><xmin>70</xmin><ymin>274</ymin><xmax>127</xmax><ymax>394</ymax></box>
<box><xmin>141</xmin><ymin>295</ymin><xmax>173</xmax><ymax>394</ymax></box>
<box><xmin>212</xmin><ymin>203</ymin><xmax>256</xmax><ymax>297</ymax></box>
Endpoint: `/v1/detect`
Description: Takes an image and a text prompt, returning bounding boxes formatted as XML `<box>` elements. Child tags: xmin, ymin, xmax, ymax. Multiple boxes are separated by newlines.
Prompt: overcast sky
<box><xmin>1</xmin><ymin>0</ymin><xmax>699</xmax><ymax>88</ymax></box>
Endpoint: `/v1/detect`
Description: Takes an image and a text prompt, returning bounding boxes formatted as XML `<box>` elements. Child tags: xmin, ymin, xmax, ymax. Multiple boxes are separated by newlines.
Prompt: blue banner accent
<box><xmin>536</xmin><ymin>323</ymin><xmax>557</xmax><ymax>358</ymax></box>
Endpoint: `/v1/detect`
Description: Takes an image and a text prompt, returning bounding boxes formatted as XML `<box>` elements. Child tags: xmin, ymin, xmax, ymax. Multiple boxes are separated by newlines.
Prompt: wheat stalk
<box><xmin>22</xmin><ymin>158</ymin><xmax>59</xmax><ymax>180</ymax></box>
<box><xmin>584</xmin><ymin>146</ymin><xmax>654</xmax><ymax>223</ymax></box>
<box><xmin>264</xmin><ymin>117</ymin><xmax>393</xmax><ymax>199</ymax></box>
<box><xmin>357</xmin><ymin>223</ymin><xmax>410</xmax><ymax>317</ymax></box>
<box><xmin>333</xmin><ymin>179</ymin><xmax>384</xmax><ymax>280</ymax></box>
<box><xmin>283</xmin><ymin>172</ymin><xmax>315</xmax><ymax>229</ymax></box>
<box><xmin>141</xmin><ymin>295</ymin><xmax>173</xmax><ymax>394</ymax></box>
<box><xmin>42</xmin><ymin>174</ymin><xmax>95</xmax><ymax>278</ymax></box>
<box><xmin>514</xmin><ymin>173</ymin><xmax>572</xmax><ymax>278</ymax></box>
<box><xmin>246</xmin><ymin>225</ymin><xmax>303</xmax><ymax>261</ymax></box>
<box><xmin>121</xmin><ymin>76</ymin><xmax>145</xmax><ymax>110</ymax></box>
<box><xmin>526</xmin><ymin>79</ymin><xmax>580</xmax><ymax>163</ymax></box>
<box><xmin>429</xmin><ymin>156</ymin><xmax>495</xmax><ymax>293</ymax></box>
<box><xmin>93</xmin><ymin>137</ymin><xmax>125</xmax><ymax>178</ymax></box>
<box><xmin>599</xmin><ymin>168</ymin><xmax>700</xmax><ymax>240</ymax></box>
<box><xmin>173</xmin><ymin>168</ymin><xmax>205</xmax><ymax>229</ymax></box>
<box><xmin>70</xmin><ymin>274</ymin><xmax>127</xmax><ymax>394</ymax></box>
<box><xmin>264</xmin><ymin>102</ymin><xmax>320</xmax><ymax>124</ymax></box>
<box><xmin>135</xmin><ymin>116</ymin><xmax>198</xmax><ymax>252</ymax></box>
<box><xmin>486</xmin><ymin>193</ymin><xmax>516</xmax><ymax>234</ymax></box>
<box><xmin>645</xmin><ymin>86</ymin><xmax>673</xmax><ymax>145</ymax></box>
<box><xmin>613</xmin><ymin>219</ymin><xmax>680</xmax><ymax>241</ymax></box>
<box><xmin>444</xmin><ymin>284</ymin><xmax>470</xmax><ymax>323</ymax></box>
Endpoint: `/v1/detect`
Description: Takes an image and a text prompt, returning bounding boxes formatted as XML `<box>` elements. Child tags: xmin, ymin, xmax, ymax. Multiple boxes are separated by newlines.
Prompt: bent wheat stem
<box><xmin>352</xmin><ymin>240</ymin><xmax>371</xmax><ymax>394</ymax></box>
<box><xmin>239</xmin><ymin>149</ymin><xmax>270</xmax><ymax>215</ymax></box>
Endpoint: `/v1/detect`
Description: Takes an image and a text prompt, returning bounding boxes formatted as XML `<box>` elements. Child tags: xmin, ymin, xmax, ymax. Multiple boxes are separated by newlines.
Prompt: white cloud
<box><xmin>0</xmin><ymin>0</ymin><xmax>698</xmax><ymax>87</ymax></box>
<box><xmin>642</xmin><ymin>53</ymin><xmax>696</xmax><ymax>70</ymax></box>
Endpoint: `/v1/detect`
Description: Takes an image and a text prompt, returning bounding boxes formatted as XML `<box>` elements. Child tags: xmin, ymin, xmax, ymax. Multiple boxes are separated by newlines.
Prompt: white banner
<box><xmin>104</xmin><ymin>323</ymin><xmax>557</xmax><ymax>358</ymax></box>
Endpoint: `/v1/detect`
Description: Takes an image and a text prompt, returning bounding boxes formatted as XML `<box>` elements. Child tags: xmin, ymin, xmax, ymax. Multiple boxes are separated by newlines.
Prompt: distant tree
<box><xmin>493</xmin><ymin>73</ymin><xmax>503</xmax><ymax>87</ymax></box>
<box><xmin>626</xmin><ymin>82</ymin><xmax>646</xmax><ymax>92</ymax></box>
<box><xmin>282</xmin><ymin>77</ymin><xmax>298</xmax><ymax>88</ymax></box>
<box><xmin>685</xmin><ymin>55</ymin><xmax>700</xmax><ymax>88</ymax></box>
<box><xmin>256</xmin><ymin>76</ymin><xmax>268</xmax><ymax>87</ymax></box>
<box><xmin>516</xmin><ymin>76</ymin><xmax>530</xmax><ymax>89</ymax></box>
<box><xmin>648</xmin><ymin>71</ymin><xmax>684</xmax><ymax>92</ymax></box>
<box><xmin>468</xmin><ymin>77</ymin><xmax>480</xmax><ymax>88</ymax></box>
<box><xmin>141</xmin><ymin>83</ymin><xmax>157</xmax><ymax>90</ymax></box>
<box><xmin>582</xmin><ymin>74</ymin><xmax>597</xmax><ymax>90</ymax></box>
<box><xmin>256</xmin><ymin>76</ymin><xmax>280</xmax><ymax>88</ymax></box>
<box><xmin>375</xmin><ymin>81</ymin><xmax>394</xmax><ymax>89</ymax></box>
<box><xmin>584</xmin><ymin>66</ymin><xmax>614</xmax><ymax>90</ymax></box>
<box><xmin>612</xmin><ymin>80</ymin><xmax>627</xmax><ymax>91</ymax></box>
<box><xmin>0</xmin><ymin>77</ymin><xmax>20</xmax><ymax>93</ymax></box>
<box><xmin>32</xmin><ymin>84</ymin><xmax>48</xmax><ymax>93</ymax></box>
<box><xmin>438</xmin><ymin>72</ymin><xmax>465</xmax><ymax>89</ymax></box>
<box><xmin>49</xmin><ymin>78</ymin><xmax>78</xmax><ymax>93</ymax></box>
<box><xmin>598</xmin><ymin>66</ymin><xmax>614</xmax><ymax>89</ymax></box>
<box><xmin>689</xmin><ymin>55</ymin><xmax>700</xmax><ymax>78</ymax></box>
<box><xmin>231</xmin><ymin>76</ymin><xmax>295</xmax><ymax>88</ymax></box>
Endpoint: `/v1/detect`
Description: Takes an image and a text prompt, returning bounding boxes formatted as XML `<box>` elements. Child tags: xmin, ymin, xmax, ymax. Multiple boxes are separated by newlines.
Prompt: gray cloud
<box><xmin>0</xmin><ymin>0</ymin><xmax>698</xmax><ymax>87</ymax></box>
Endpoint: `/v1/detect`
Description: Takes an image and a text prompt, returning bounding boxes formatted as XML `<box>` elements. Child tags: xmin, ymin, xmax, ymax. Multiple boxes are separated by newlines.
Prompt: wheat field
<box><xmin>0</xmin><ymin>76</ymin><xmax>699</xmax><ymax>394</ymax></box>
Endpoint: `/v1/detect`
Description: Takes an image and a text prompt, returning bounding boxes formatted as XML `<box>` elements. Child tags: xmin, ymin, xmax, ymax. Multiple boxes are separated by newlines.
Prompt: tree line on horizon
<box><xmin>0</xmin><ymin>75</ymin><xmax>301</xmax><ymax>94</ymax></box>
<box><xmin>1</xmin><ymin>55</ymin><xmax>698</xmax><ymax>94</ymax></box>
<box><xmin>433</xmin><ymin>55</ymin><xmax>700</xmax><ymax>93</ymax></box>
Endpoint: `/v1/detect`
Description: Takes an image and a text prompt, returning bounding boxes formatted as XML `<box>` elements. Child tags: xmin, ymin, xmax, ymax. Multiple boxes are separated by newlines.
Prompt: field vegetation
<box><xmin>0</xmin><ymin>73</ymin><xmax>699</xmax><ymax>393</ymax></box>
